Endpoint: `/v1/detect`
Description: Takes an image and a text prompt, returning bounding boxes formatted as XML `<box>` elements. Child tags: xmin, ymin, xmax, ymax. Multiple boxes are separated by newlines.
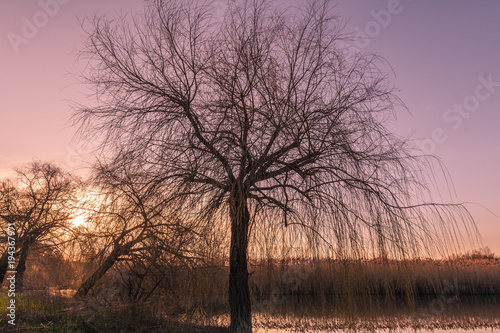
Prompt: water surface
<box><xmin>250</xmin><ymin>294</ymin><xmax>500</xmax><ymax>332</ymax></box>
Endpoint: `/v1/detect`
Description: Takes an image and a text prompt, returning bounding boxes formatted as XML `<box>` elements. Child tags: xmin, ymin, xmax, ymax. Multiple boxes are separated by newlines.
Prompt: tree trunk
<box><xmin>75</xmin><ymin>246</ymin><xmax>122</xmax><ymax>298</ymax></box>
<box><xmin>16</xmin><ymin>239</ymin><xmax>31</xmax><ymax>292</ymax></box>
<box><xmin>228</xmin><ymin>184</ymin><xmax>252</xmax><ymax>333</ymax></box>
<box><xmin>0</xmin><ymin>250</ymin><xmax>10</xmax><ymax>285</ymax></box>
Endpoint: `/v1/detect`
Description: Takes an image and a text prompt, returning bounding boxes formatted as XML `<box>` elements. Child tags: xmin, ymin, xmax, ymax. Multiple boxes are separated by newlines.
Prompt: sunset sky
<box><xmin>1</xmin><ymin>0</ymin><xmax>499</xmax><ymax>254</ymax></box>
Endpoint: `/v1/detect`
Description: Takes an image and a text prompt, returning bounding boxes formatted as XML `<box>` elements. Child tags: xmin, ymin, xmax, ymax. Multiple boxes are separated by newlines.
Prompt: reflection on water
<box><xmin>255</xmin><ymin>328</ymin><xmax>500</xmax><ymax>332</ymax></box>
<box><xmin>251</xmin><ymin>294</ymin><xmax>500</xmax><ymax>332</ymax></box>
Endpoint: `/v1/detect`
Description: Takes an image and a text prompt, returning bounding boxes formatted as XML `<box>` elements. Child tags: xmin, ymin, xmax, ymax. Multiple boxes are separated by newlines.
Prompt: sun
<box><xmin>71</xmin><ymin>215</ymin><xmax>87</xmax><ymax>227</ymax></box>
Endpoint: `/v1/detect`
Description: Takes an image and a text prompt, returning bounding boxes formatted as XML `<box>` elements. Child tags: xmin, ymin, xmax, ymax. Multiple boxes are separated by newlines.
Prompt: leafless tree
<box><xmin>73</xmin><ymin>0</ymin><xmax>480</xmax><ymax>331</ymax></box>
<box><xmin>74</xmin><ymin>156</ymin><xmax>203</xmax><ymax>297</ymax></box>
<box><xmin>0</xmin><ymin>161</ymin><xmax>78</xmax><ymax>291</ymax></box>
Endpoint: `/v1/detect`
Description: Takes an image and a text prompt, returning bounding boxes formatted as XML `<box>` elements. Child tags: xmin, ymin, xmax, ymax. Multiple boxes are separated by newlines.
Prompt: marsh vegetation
<box><xmin>1</xmin><ymin>249</ymin><xmax>499</xmax><ymax>332</ymax></box>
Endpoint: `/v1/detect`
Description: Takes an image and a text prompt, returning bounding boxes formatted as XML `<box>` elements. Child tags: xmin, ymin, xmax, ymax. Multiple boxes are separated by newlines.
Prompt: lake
<box><xmin>248</xmin><ymin>294</ymin><xmax>500</xmax><ymax>332</ymax></box>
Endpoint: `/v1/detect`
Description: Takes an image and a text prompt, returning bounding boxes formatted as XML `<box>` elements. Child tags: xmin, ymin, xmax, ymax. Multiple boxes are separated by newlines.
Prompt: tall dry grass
<box><xmin>248</xmin><ymin>255</ymin><xmax>500</xmax><ymax>298</ymax></box>
<box><xmin>4</xmin><ymin>251</ymin><xmax>499</xmax><ymax>331</ymax></box>
<box><xmin>145</xmin><ymin>252</ymin><xmax>500</xmax><ymax>321</ymax></box>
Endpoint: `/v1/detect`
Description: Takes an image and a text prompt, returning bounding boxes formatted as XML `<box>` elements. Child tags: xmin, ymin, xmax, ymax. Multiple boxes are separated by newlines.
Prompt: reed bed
<box><xmin>248</xmin><ymin>256</ymin><xmax>500</xmax><ymax>299</ymax></box>
<box><xmin>3</xmin><ymin>254</ymin><xmax>499</xmax><ymax>332</ymax></box>
<box><xmin>155</xmin><ymin>254</ymin><xmax>500</xmax><ymax>330</ymax></box>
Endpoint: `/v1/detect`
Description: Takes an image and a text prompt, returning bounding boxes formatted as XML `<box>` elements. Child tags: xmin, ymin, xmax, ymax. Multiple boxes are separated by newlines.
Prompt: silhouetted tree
<box><xmin>74</xmin><ymin>0</ymin><xmax>479</xmax><ymax>331</ymax></box>
<box><xmin>75</xmin><ymin>157</ymin><xmax>202</xmax><ymax>297</ymax></box>
<box><xmin>0</xmin><ymin>162</ymin><xmax>77</xmax><ymax>290</ymax></box>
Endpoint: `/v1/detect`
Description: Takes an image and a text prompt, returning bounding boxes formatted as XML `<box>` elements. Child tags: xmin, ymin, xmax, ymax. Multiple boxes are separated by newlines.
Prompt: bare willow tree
<box><xmin>74</xmin><ymin>0</ymin><xmax>479</xmax><ymax>331</ymax></box>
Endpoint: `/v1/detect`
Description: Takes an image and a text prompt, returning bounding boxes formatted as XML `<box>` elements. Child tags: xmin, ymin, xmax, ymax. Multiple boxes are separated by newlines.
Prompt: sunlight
<box><xmin>71</xmin><ymin>214</ymin><xmax>86</xmax><ymax>227</ymax></box>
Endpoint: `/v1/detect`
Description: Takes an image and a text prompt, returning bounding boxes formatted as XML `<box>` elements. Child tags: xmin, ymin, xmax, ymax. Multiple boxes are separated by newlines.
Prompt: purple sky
<box><xmin>1</xmin><ymin>0</ymin><xmax>499</xmax><ymax>255</ymax></box>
